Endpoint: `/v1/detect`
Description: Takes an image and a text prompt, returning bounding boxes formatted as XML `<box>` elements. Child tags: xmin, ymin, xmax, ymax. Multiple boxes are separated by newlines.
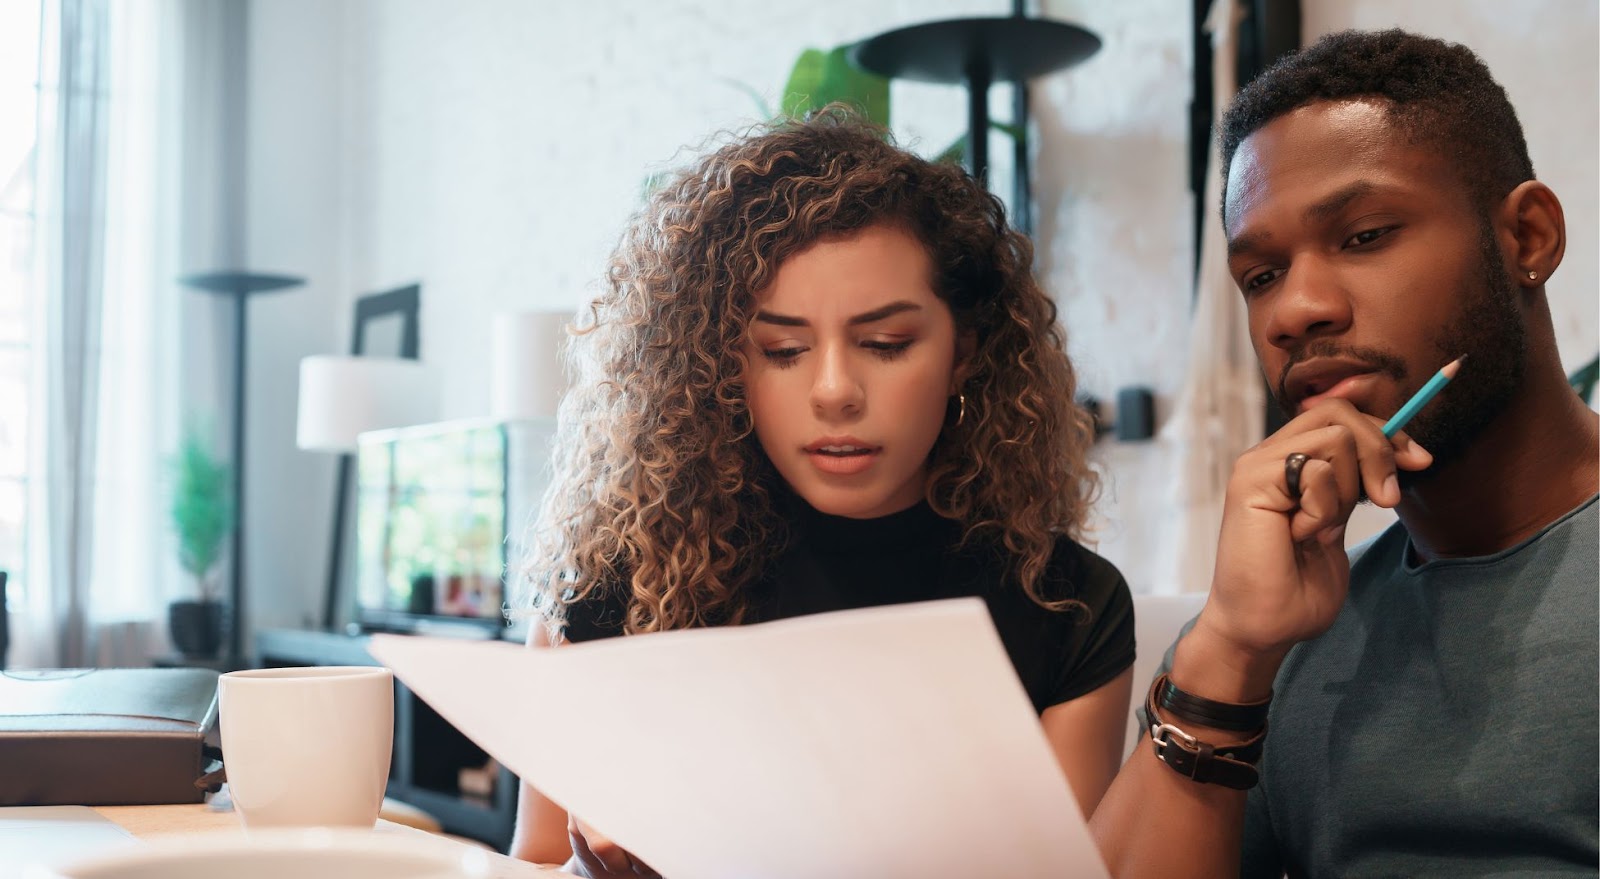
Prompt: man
<box><xmin>1092</xmin><ymin>29</ymin><xmax>1598</xmax><ymax>878</ymax></box>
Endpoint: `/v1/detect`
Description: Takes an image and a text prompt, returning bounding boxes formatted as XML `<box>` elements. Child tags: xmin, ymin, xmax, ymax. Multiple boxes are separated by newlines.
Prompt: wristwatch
<box><xmin>1145</xmin><ymin>674</ymin><xmax>1268</xmax><ymax>790</ymax></box>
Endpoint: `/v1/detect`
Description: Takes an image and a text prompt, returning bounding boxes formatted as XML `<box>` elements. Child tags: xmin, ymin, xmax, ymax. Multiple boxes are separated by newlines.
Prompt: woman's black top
<box><xmin>561</xmin><ymin>496</ymin><xmax>1136</xmax><ymax>714</ymax></box>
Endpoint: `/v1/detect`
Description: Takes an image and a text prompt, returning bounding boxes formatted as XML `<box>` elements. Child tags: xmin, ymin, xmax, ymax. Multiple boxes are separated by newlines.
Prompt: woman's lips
<box><xmin>807</xmin><ymin>447</ymin><xmax>879</xmax><ymax>476</ymax></box>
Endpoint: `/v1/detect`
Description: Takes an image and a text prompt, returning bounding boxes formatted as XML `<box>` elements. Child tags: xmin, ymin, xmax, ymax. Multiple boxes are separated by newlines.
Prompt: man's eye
<box><xmin>1244</xmin><ymin>268</ymin><xmax>1281</xmax><ymax>291</ymax></box>
<box><xmin>1344</xmin><ymin>226</ymin><xmax>1395</xmax><ymax>248</ymax></box>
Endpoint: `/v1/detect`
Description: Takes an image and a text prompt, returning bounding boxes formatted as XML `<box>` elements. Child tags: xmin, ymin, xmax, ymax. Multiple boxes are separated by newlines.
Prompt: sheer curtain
<box><xmin>1158</xmin><ymin>0</ymin><xmax>1263</xmax><ymax>595</ymax></box>
<box><xmin>15</xmin><ymin>0</ymin><xmax>238</xmax><ymax>668</ymax></box>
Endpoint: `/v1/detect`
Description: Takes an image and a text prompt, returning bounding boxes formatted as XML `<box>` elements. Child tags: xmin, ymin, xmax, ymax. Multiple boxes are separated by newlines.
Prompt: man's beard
<box><xmin>1267</xmin><ymin>221</ymin><xmax>1528</xmax><ymax>492</ymax></box>
<box><xmin>1396</xmin><ymin>223</ymin><xmax>1528</xmax><ymax>486</ymax></box>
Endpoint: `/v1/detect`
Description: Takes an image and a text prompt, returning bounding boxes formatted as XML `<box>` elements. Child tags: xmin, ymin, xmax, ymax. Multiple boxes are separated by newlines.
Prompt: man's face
<box><xmin>1224</xmin><ymin>99</ymin><xmax>1527</xmax><ymax>478</ymax></box>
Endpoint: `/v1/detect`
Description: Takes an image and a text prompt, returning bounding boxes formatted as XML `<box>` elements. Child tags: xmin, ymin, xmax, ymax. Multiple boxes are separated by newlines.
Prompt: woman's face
<box><xmin>743</xmin><ymin>223</ymin><xmax>965</xmax><ymax>519</ymax></box>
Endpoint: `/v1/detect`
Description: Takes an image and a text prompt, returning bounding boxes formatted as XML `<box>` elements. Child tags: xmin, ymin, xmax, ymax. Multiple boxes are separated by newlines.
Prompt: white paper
<box><xmin>369</xmin><ymin>598</ymin><xmax>1109</xmax><ymax>879</ymax></box>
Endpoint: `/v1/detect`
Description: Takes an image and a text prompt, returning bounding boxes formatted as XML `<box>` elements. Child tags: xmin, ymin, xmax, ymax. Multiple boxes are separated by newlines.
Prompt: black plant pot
<box><xmin>168</xmin><ymin>599</ymin><xmax>223</xmax><ymax>658</ymax></box>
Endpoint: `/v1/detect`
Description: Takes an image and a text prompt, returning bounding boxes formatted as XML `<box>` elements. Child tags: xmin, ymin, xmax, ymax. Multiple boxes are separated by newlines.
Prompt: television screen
<box><xmin>355</xmin><ymin>421</ymin><xmax>507</xmax><ymax>629</ymax></box>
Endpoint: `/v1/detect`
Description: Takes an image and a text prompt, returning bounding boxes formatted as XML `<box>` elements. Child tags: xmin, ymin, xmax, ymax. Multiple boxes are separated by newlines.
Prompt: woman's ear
<box><xmin>949</xmin><ymin>329</ymin><xmax>978</xmax><ymax>394</ymax></box>
<box><xmin>1500</xmin><ymin>180</ymin><xmax>1565</xmax><ymax>289</ymax></box>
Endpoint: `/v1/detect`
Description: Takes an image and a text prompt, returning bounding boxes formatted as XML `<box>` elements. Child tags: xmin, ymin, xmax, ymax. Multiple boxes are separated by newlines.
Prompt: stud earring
<box><xmin>1527</xmin><ymin>270</ymin><xmax>1538</xmax><ymax>281</ymax></box>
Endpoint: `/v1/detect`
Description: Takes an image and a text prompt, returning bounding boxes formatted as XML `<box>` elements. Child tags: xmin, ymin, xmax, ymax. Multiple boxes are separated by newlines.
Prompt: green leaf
<box><xmin>782</xmin><ymin>46</ymin><xmax>890</xmax><ymax>127</ymax></box>
<box><xmin>932</xmin><ymin>121</ymin><xmax>1026</xmax><ymax>167</ymax></box>
<box><xmin>991</xmin><ymin>121</ymin><xmax>1025</xmax><ymax>143</ymax></box>
<box><xmin>781</xmin><ymin>48</ymin><xmax>828</xmax><ymax>119</ymax></box>
<box><xmin>934</xmin><ymin>134</ymin><xmax>969</xmax><ymax>166</ymax></box>
<box><xmin>640</xmin><ymin>171</ymin><xmax>673</xmax><ymax>203</ymax></box>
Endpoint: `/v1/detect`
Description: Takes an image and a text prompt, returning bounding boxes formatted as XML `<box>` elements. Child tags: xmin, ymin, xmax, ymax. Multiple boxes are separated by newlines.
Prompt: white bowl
<box><xmin>25</xmin><ymin>828</ymin><xmax>494</xmax><ymax>879</ymax></box>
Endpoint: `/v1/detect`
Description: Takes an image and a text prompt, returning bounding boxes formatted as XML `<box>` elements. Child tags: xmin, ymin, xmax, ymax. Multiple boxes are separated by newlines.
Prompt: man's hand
<box><xmin>1183</xmin><ymin>400</ymin><xmax>1433</xmax><ymax>698</ymax></box>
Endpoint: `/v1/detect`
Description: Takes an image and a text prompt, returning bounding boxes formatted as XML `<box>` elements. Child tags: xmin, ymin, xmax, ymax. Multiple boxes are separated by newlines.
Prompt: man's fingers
<box><xmin>1279</xmin><ymin>401</ymin><xmax>1419</xmax><ymax>508</ymax></box>
<box><xmin>1290</xmin><ymin>459</ymin><xmax>1344</xmax><ymax>542</ymax></box>
<box><xmin>1292</xmin><ymin>425</ymin><xmax>1362</xmax><ymax>512</ymax></box>
<box><xmin>1389</xmin><ymin>428</ymin><xmax>1435</xmax><ymax>472</ymax></box>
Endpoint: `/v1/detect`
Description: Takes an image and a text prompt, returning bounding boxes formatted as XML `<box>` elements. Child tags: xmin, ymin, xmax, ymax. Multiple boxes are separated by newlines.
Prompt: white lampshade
<box><xmin>490</xmin><ymin>310</ymin><xmax>572</xmax><ymax>421</ymax></box>
<box><xmin>296</xmin><ymin>355</ymin><xmax>439</xmax><ymax>452</ymax></box>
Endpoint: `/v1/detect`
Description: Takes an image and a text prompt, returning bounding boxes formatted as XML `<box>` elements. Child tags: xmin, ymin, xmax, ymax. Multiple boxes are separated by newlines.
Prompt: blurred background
<box><xmin>0</xmin><ymin>0</ymin><xmax>1594</xmax><ymax>674</ymax></box>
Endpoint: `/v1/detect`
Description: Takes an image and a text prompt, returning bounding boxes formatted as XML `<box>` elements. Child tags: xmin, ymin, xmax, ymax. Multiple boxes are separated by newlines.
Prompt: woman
<box><xmin>511</xmin><ymin>108</ymin><xmax>1135</xmax><ymax>876</ymax></box>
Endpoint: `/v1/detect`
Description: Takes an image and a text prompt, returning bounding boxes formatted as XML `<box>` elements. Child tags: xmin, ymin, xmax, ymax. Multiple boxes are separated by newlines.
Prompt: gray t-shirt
<box><xmin>1232</xmin><ymin>495</ymin><xmax>1599</xmax><ymax>877</ymax></box>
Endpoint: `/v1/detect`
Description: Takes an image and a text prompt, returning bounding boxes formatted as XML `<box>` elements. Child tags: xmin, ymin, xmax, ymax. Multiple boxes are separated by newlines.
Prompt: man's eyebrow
<box><xmin>1227</xmin><ymin>229</ymin><xmax>1269</xmax><ymax>259</ymax></box>
<box><xmin>1304</xmin><ymin>180</ymin><xmax>1379</xmax><ymax>224</ymax></box>
<box><xmin>1227</xmin><ymin>180</ymin><xmax>1388</xmax><ymax>258</ymax></box>
<box><xmin>753</xmin><ymin>301</ymin><xmax>922</xmax><ymax>327</ymax></box>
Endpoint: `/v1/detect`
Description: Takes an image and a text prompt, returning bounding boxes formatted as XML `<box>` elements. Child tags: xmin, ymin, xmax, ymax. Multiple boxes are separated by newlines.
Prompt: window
<box><xmin>0</xmin><ymin>0</ymin><xmax>41</xmax><ymax>608</ymax></box>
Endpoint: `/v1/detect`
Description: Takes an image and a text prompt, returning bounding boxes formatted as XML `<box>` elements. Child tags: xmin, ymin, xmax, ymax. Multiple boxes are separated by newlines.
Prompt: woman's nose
<box><xmin>809</xmin><ymin>345</ymin><xmax>864</xmax><ymax>418</ymax></box>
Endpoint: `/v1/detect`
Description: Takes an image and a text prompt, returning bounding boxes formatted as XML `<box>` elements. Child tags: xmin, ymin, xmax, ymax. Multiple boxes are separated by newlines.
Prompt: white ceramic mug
<box><xmin>218</xmin><ymin>666</ymin><xmax>394</xmax><ymax>829</ymax></box>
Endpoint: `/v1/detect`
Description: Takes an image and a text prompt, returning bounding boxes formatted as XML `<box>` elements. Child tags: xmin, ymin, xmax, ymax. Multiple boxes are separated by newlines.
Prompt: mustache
<box><xmin>1275</xmin><ymin>341</ymin><xmax>1409</xmax><ymax>405</ymax></box>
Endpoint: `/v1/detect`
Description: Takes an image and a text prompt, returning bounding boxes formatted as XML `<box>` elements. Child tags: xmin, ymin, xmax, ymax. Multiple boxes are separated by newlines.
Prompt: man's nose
<box><xmin>1264</xmin><ymin>257</ymin><xmax>1354</xmax><ymax>351</ymax></box>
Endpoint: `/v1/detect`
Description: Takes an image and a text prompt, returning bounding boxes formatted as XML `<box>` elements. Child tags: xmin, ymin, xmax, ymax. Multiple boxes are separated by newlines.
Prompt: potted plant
<box><xmin>167</xmin><ymin>423</ymin><xmax>232</xmax><ymax>658</ymax></box>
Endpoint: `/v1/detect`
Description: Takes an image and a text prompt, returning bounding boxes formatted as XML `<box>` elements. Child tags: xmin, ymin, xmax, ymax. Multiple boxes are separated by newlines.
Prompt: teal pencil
<box><xmin>1382</xmin><ymin>355</ymin><xmax>1466</xmax><ymax>438</ymax></box>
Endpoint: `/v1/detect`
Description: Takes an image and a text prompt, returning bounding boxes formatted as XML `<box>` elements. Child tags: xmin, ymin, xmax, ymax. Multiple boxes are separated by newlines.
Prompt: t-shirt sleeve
<box><xmin>1239</xmin><ymin>784</ymin><xmax>1286</xmax><ymax>879</ymax></box>
<box><xmin>1048</xmin><ymin>543</ymin><xmax>1137</xmax><ymax>705</ymax></box>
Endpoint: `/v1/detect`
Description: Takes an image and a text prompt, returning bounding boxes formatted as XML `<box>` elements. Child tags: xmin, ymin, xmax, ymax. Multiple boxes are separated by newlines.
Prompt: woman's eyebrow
<box><xmin>753</xmin><ymin>301</ymin><xmax>922</xmax><ymax>327</ymax></box>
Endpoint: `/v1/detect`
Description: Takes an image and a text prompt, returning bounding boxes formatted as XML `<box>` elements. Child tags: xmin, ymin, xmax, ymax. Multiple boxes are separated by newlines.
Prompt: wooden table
<box><xmin>91</xmin><ymin>804</ymin><xmax>566</xmax><ymax>878</ymax></box>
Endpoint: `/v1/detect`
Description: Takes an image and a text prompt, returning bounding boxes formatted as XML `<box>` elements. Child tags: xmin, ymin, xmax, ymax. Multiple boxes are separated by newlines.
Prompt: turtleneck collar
<box><xmin>776</xmin><ymin>487</ymin><xmax>955</xmax><ymax>555</ymax></box>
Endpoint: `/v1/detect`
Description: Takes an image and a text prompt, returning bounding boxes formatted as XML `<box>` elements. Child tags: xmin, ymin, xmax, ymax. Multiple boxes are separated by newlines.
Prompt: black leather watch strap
<box><xmin>1158</xmin><ymin>674</ymin><xmax>1272</xmax><ymax>732</ymax></box>
<box><xmin>1146</xmin><ymin>675</ymin><xmax>1267</xmax><ymax>790</ymax></box>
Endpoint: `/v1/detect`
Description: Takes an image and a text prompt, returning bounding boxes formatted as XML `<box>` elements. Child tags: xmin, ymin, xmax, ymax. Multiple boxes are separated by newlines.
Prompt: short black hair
<box><xmin>1219</xmin><ymin>29</ymin><xmax>1534</xmax><ymax>223</ymax></box>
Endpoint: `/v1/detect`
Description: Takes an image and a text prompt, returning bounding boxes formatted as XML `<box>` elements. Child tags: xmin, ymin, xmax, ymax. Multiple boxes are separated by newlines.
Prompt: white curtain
<box><xmin>14</xmin><ymin>0</ymin><xmax>238</xmax><ymax>669</ymax></box>
<box><xmin>1159</xmin><ymin>0</ymin><xmax>1264</xmax><ymax>595</ymax></box>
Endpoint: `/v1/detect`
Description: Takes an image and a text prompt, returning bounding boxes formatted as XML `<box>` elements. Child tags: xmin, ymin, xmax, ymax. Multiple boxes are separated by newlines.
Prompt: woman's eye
<box><xmin>862</xmin><ymin>339</ymin><xmax>913</xmax><ymax>360</ymax></box>
<box><xmin>761</xmin><ymin>346</ymin><xmax>805</xmax><ymax>368</ymax></box>
<box><xmin>1344</xmin><ymin>226</ymin><xmax>1395</xmax><ymax>248</ymax></box>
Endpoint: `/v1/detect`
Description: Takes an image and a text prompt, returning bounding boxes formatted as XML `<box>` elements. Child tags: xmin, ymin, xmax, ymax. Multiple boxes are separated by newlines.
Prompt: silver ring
<box><xmin>1284</xmin><ymin>452</ymin><xmax>1310</xmax><ymax>500</ymax></box>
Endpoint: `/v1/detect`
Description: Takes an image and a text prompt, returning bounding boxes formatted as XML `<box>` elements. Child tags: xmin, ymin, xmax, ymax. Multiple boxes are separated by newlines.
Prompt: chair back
<box><xmin>1126</xmin><ymin>591</ymin><xmax>1207</xmax><ymax>759</ymax></box>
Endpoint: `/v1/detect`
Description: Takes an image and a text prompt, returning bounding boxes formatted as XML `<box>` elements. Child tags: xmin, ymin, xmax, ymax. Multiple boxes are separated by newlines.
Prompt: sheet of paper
<box><xmin>369</xmin><ymin>598</ymin><xmax>1109</xmax><ymax>879</ymax></box>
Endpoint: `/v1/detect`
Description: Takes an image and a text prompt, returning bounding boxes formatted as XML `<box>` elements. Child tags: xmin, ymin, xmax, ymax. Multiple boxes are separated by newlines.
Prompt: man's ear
<box><xmin>1500</xmin><ymin>180</ymin><xmax>1566</xmax><ymax>290</ymax></box>
<box><xmin>950</xmin><ymin>328</ymin><xmax>978</xmax><ymax>394</ymax></box>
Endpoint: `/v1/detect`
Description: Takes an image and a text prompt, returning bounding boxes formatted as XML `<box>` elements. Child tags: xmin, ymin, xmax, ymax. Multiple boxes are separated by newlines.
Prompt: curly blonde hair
<box><xmin>520</xmin><ymin>107</ymin><xmax>1098</xmax><ymax>636</ymax></box>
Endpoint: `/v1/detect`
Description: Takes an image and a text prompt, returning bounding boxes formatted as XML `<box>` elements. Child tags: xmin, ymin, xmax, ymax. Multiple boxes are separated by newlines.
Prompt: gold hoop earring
<box><xmin>955</xmin><ymin>393</ymin><xmax>967</xmax><ymax>427</ymax></box>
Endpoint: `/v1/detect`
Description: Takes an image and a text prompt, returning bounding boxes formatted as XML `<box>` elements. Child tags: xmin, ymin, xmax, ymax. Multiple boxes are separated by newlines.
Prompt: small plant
<box><xmin>768</xmin><ymin>44</ymin><xmax>1019</xmax><ymax>167</ymax></box>
<box><xmin>778</xmin><ymin>45</ymin><xmax>891</xmax><ymax>126</ymax></box>
<box><xmin>644</xmin><ymin>45</ymin><xmax>1021</xmax><ymax>202</ymax></box>
<box><xmin>169</xmin><ymin>423</ymin><xmax>232</xmax><ymax>602</ymax></box>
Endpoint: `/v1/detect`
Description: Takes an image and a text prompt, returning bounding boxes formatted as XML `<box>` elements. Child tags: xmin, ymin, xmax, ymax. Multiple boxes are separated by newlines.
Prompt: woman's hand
<box><xmin>1185</xmin><ymin>399</ymin><xmax>1433</xmax><ymax>694</ymax></box>
<box><xmin>565</xmin><ymin>814</ymin><xmax>661</xmax><ymax>878</ymax></box>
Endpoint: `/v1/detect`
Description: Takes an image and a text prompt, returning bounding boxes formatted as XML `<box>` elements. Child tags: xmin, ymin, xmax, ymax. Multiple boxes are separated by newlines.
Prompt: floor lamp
<box><xmin>179</xmin><ymin>271</ymin><xmax>305</xmax><ymax>665</ymax></box>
